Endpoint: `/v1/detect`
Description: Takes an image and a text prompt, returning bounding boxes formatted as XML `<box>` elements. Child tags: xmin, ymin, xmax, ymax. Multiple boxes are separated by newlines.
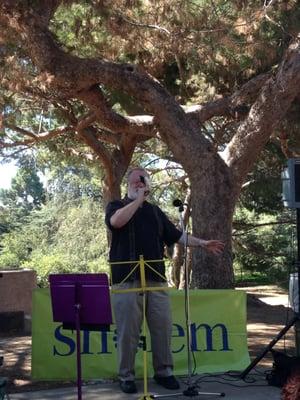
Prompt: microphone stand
<box><xmin>151</xmin><ymin>200</ymin><xmax>225</xmax><ymax>399</ymax></box>
<box><xmin>181</xmin><ymin>204</ymin><xmax>193</xmax><ymax>386</ymax></box>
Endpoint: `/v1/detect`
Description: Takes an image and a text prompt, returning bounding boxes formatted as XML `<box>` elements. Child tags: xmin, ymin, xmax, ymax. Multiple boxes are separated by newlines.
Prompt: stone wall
<box><xmin>0</xmin><ymin>269</ymin><xmax>37</xmax><ymax>315</ymax></box>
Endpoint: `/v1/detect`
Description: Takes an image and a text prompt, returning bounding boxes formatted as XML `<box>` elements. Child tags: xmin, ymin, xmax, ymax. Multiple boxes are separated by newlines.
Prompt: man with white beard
<box><xmin>105</xmin><ymin>167</ymin><xmax>224</xmax><ymax>394</ymax></box>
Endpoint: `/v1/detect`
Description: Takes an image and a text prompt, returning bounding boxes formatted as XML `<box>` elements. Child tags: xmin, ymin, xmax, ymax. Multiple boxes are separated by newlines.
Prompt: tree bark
<box><xmin>188</xmin><ymin>154</ymin><xmax>236</xmax><ymax>288</ymax></box>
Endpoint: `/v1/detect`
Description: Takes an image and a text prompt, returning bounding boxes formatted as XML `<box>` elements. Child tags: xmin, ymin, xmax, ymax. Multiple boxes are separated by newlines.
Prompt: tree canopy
<box><xmin>1</xmin><ymin>0</ymin><xmax>300</xmax><ymax>288</ymax></box>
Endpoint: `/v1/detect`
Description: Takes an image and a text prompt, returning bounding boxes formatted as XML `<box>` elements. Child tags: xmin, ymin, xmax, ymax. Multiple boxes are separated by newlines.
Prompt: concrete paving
<box><xmin>8</xmin><ymin>372</ymin><xmax>281</xmax><ymax>400</ymax></box>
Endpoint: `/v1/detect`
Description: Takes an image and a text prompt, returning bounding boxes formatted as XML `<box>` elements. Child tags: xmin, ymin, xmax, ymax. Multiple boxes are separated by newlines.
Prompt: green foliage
<box><xmin>0</xmin><ymin>151</ymin><xmax>187</xmax><ymax>284</ymax></box>
<box><xmin>46</xmin><ymin>0</ymin><xmax>300</xmax><ymax>104</ymax></box>
<box><xmin>0</xmin><ymin>160</ymin><xmax>109</xmax><ymax>286</ymax></box>
<box><xmin>0</xmin><ymin>160</ymin><xmax>46</xmax><ymax>238</ymax></box>
<box><xmin>46</xmin><ymin>164</ymin><xmax>103</xmax><ymax>201</ymax></box>
<box><xmin>21</xmin><ymin>253</ymin><xmax>74</xmax><ymax>287</ymax></box>
<box><xmin>239</xmin><ymin>142</ymin><xmax>286</xmax><ymax>214</ymax></box>
<box><xmin>234</xmin><ymin>271</ymin><xmax>270</xmax><ymax>286</ymax></box>
<box><xmin>46</xmin><ymin>199</ymin><xmax>108</xmax><ymax>267</ymax></box>
<box><xmin>0</xmin><ymin>196</ymin><xmax>109</xmax><ymax>286</ymax></box>
<box><xmin>0</xmin><ymin>229</ymin><xmax>33</xmax><ymax>268</ymax></box>
<box><xmin>51</xmin><ymin>3</ymin><xmax>111</xmax><ymax>58</ymax></box>
<box><xmin>233</xmin><ymin>207</ymin><xmax>295</xmax><ymax>284</ymax></box>
<box><xmin>232</xmin><ymin>143</ymin><xmax>297</xmax><ymax>285</ymax></box>
<box><xmin>0</xmin><ymin>205</ymin><xmax>12</xmax><ymax>235</ymax></box>
<box><xmin>0</xmin><ymin>166</ymin><xmax>45</xmax><ymax>210</ymax></box>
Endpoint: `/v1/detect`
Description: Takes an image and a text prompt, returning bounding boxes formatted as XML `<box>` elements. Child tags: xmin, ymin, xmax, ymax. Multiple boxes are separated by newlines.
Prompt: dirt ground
<box><xmin>0</xmin><ymin>285</ymin><xmax>297</xmax><ymax>393</ymax></box>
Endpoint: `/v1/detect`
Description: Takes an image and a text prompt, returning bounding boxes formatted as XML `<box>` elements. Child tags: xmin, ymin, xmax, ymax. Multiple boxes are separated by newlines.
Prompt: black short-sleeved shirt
<box><xmin>105</xmin><ymin>197</ymin><xmax>182</xmax><ymax>284</ymax></box>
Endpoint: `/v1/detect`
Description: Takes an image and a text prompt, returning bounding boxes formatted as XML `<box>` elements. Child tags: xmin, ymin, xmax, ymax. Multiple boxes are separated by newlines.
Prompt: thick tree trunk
<box><xmin>190</xmin><ymin>215</ymin><xmax>235</xmax><ymax>289</ymax></box>
<box><xmin>171</xmin><ymin>243</ymin><xmax>183</xmax><ymax>288</ymax></box>
<box><xmin>178</xmin><ymin>248</ymin><xmax>192</xmax><ymax>290</ymax></box>
<box><xmin>102</xmin><ymin>155</ymin><xmax>132</xmax><ymax>247</ymax></box>
<box><xmin>103</xmin><ymin>178</ymin><xmax>121</xmax><ymax>208</ymax></box>
<box><xmin>187</xmin><ymin>155</ymin><xmax>237</xmax><ymax>288</ymax></box>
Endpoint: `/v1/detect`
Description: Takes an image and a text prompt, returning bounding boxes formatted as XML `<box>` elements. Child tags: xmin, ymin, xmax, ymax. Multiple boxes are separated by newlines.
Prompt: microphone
<box><xmin>173</xmin><ymin>199</ymin><xmax>183</xmax><ymax>208</ymax></box>
<box><xmin>140</xmin><ymin>175</ymin><xmax>150</xmax><ymax>196</ymax></box>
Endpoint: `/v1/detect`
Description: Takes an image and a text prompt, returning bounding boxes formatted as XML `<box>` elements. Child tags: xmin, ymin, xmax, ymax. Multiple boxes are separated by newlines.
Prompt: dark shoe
<box><xmin>154</xmin><ymin>375</ymin><xmax>180</xmax><ymax>390</ymax></box>
<box><xmin>119</xmin><ymin>380</ymin><xmax>137</xmax><ymax>394</ymax></box>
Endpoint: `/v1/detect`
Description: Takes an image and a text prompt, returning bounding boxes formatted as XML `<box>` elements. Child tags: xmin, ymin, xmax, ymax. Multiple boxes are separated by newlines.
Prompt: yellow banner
<box><xmin>32</xmin><ymin>289</ymin><xmax>249</xmax><ymax>379</ymax></box>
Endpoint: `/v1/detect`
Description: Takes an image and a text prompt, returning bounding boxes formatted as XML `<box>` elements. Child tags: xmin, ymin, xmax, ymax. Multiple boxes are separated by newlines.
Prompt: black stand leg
<box><xmin>75</xmin><ymin>283</ymin><xmax>82</xmax><ymax>400</ymax></box>
<box><xmin>240</xmin><ymin>315</ymin><xmax>298</xmax><ymax>379</ymax></box>
<box><xmin>75</xmin><ymin>306</ymin><xmax>82</xmax><ymax>400</ymax></box>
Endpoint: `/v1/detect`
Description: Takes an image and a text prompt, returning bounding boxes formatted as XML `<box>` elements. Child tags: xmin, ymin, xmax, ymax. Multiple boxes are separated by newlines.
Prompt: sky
<box><xmin>0</xmin><ymin>162</ymin><xmax>18</xmax><ymax>189</ymax></box>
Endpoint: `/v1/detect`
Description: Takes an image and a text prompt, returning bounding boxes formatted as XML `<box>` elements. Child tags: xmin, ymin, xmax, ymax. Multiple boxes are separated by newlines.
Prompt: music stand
<box><xmin>111</xmin><ymin>255</ymin><xmax>225</xmax><ymax>399</ymax></box>
<box><xmin>49</xmin><ymin>273</ymin><xmax>112</xmax><ymax>400</ymax></box>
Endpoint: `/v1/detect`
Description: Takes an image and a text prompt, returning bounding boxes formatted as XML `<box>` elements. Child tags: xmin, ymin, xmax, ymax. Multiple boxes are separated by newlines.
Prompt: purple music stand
<box><xmin>49</xmin><ymin>273</ymin><xmax>112</xmax><ymax>400</ymax></box>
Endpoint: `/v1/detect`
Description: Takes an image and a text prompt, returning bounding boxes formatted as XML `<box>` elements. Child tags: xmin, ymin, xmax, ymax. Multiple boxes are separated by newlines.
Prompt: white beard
<box><xmin>128</xmin><ymin>188</ymin><xmax>138</xmax><ymax>200</ymax></box>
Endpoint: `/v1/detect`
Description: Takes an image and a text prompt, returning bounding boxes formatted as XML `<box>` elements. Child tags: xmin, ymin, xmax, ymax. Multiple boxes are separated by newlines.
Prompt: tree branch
<box><xmin>0</xmin><ymin>2</ymin><xmax>213</xmax><ymax>171</ymax></box>
<box><xmin>76</xmin><ymin>127</ymin><xmax>113</xmax><ymax>174</ymax></box>
<box><xmin>116</xmin><ymin>12</ymin><xmax>171</xmax><ymax>35</ymax></box>
<box><xmin>77</xmin><ymin>86</ymin><xmax>155</xmax><ymax>138</ymax></box>
<box><xmin>1</xmin><ymin>0</ymin><xmax>299</xmax><ymax>195</ymax></box>
<box><xmin>233</xmin><ymin>219</ymin><xmax>295</xmax><ymax>236</ymax></box>
<box><xmin>223</xmin><ymin>35</ymin><xmax>300</xmax><ymax>185</ymax></box>
<box><xmin>3</xmin><ymin>124</ymin><xmax>73</xmax><ymax>143</ymax></box>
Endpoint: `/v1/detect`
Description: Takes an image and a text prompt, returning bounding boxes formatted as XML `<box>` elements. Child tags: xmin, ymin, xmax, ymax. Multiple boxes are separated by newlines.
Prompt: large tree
<box><xmin>1</xmin><ymin>0</ymin><xmax>300</xmax><ymax>288</ymax></box>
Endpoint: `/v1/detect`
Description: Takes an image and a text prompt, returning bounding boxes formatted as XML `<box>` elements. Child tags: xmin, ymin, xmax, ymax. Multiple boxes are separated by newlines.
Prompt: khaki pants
<box><xmin>112</xmin><ymin>281</ymin><xmax>174</xmax><ymax>381</ymax></box>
